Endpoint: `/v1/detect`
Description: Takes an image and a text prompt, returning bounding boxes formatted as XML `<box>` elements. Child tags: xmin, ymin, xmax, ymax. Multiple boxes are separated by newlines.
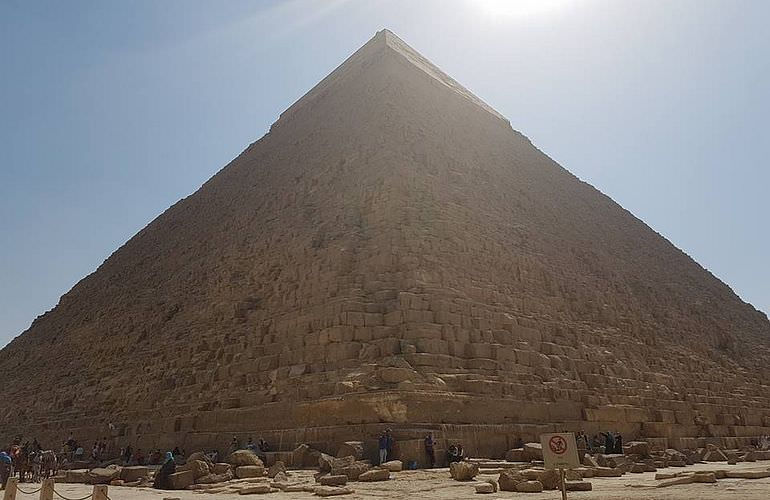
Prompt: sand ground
<box><xmin>18</xmin><ymin>460</ymin><xmax>770</xmax><ymax>500</ymax></box>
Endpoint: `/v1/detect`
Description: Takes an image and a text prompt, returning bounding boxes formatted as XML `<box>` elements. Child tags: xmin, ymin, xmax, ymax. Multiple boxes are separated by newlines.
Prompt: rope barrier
<box><xmin>51</xmin><ymin>490</ymin><xmax>93</xmax><ymax>500</ymax></box>
<box><xmin>15</xmin><ymin>486</ymin><xmax>42</xmax><ymax>495</ymax></box>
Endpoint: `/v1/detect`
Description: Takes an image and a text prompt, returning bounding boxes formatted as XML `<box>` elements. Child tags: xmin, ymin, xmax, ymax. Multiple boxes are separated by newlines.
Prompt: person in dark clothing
<box><xmin>446</xmin><ymin>444</ymin><xmax>458</xmax><ymax>464</ymax></box>
<box><xmin>614</xmin><ymin>433</ymin><xmax>623</xmax><ymax>454</ymax></box>
<box><xmin>378</xmin><ymin>433</ymin><xmax>388</xmax><ymax>465</ymax></box>
<box><xmin>123</xmin><ymin>445</ymin><xmax>133</xmax><ymax>464</ymax></box>
<box><xmin>0</xmin><ymin>451</ymin><xmax>12</xmax><ymax>489</ymax></box>
<box><xmin>424</xmin><ymin>433</ymin><xmax>435</xmax><ymax>468</ymax></box>
<box><xmin>602</xmin><ymin>432</ymin><xmax>615</xmax><ymax>454</ymax></box>
<box><xmin>446</xmin><ymin>443</ymin><xmax>465</xmax><ymax>463</ymax></box>
<box><xmin>153</xmin><ymin>452</ymin><xmax>176</xmax><ymax>490</ymax></box>
<box><xmin>385</xmin><ymin>429</ymin><xmax>394</xmax><ymax>462</ymax></box>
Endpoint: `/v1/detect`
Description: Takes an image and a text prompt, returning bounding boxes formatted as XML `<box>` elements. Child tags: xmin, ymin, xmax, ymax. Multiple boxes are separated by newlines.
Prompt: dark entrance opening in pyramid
<box><xmin>1</xmin><ymin>29</ymin><xmax>768</xmax><ymax>465</ymax></box>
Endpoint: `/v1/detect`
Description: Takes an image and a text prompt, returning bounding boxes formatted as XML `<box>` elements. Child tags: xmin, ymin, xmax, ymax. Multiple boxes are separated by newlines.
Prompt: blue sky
<box><xmin>1</xmin><ymin>0</ymin><xmax>768</xmax><ymax>347</ymax></box>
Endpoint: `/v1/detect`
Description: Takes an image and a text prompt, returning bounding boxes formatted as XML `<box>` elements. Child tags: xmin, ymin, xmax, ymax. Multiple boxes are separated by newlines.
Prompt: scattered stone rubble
<box><xmin>48</xmin><ymin>440</ymin><xmax>770</xmax><ymax>497</ymax></box>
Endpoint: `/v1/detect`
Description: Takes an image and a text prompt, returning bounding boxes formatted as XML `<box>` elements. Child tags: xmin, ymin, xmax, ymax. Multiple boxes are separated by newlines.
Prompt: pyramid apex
<box><xmin>277</xmin><ymin>29</ymin><xmax>509</xmax><ymax>127</ymax></box>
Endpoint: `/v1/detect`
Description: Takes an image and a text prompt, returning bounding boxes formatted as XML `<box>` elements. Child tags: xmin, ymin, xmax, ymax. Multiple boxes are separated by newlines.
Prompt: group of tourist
<box><xmin>750</xmin><ymin>435</ymin><xmax>770</xmax><ymax>450</ymax></box>
<box><xmin>571</xmin><ymin>430</ymin><xmax>624</xmax><ymax>454</ymax></box>
<box><xmin>229</xmin><ymin>436</ymin><xmax>270</xmax><ymax>458</ymax></box>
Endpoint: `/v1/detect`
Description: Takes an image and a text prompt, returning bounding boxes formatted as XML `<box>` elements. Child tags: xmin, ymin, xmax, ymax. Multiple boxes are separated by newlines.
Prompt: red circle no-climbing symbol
<box><xmin>549</xmin><ymin>435</ymin><xmax>568</xmax><ymax>455</ymax></box>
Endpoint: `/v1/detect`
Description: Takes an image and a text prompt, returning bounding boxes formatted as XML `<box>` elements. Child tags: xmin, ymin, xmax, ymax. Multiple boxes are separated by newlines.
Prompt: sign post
<box><xmin>541</xmin><ymin>432</ymin><xmax>580</xmax><ymax>500</ymax></box>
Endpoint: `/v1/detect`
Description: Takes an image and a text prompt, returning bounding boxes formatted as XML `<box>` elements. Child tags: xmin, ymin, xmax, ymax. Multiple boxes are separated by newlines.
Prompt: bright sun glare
<box><xmin>476</xmin><ymin>0</ymin><xmax>572</xmax><ymax>19</ymax></box>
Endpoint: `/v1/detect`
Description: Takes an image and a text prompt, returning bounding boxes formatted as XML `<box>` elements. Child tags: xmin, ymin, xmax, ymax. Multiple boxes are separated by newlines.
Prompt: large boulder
<box><xmin>336</xmin><ymin>441</ymin><xmax>364</xmax><ymax>460</ymax></box>
<box><xmin>180</xmin><ymin>459</ymin><xmax>210</xmax><ymax>479</ymax></box>
<box><xmin>212</xmin><ymin>463</ymin><xmax>232</xmax><ymax>475</ymax></box>
<box><xmin>335</xmin><ymin>462</ymin><xmax>370</xmax><ymax>480</ymax></box>
<box><xmin>523</xmin><ymin>443</ymin><xmax>543</xmax><ymax>461</ymax></box>
<box><xmin>187</xmin><ymin>452</ymin><xmax>214</xmax><ymax>467</ymax></box>
<box><xmin>292</xmin><ymin>444</ymin><xmax>319</xmax><ymax>468</ymax></box>
<box><xmin>267</xmin><ymin>461</ymin><xmax>286</xmax><ymax>478</ymax></box>
<box><xmin>380</xmin><ymin>460</ymin><xmax>402</xmax><ymax>472</ymax></box>
<box><xmin>326</xmin><ymin>456</ymin><xmax>370</xmax><ymax>480</ymax></box>
<box><xmin>498</xmin><ymin>469</ymin><xmax>525</xmax><ymax>491</ymax></box>
<box><xmin>236</xmin><ymin>465</ymin><xmax>265</xmax><ymax>478</ymax></box>
<box><xmin>227</xmin><ymin>450</ymin><xmax>264</xmax><ymax>467</ymax></box>
<box><xmin>358</xmin><ymin>469</ymin><xmax>389</xmax><ymax>482</ymax></box>
<box><xmin>119</xmin><ymin>466</ymin><xmax>149</xmax><ymax>482</ymax></box>
<box><xmin>168</xmin><ymin>470</ymin><xmax>195</xmax><ymax>490</ymax></box>
<box><xmin>521</xmin><ymin>469</ymin><xmax>560</xmax><ymax>490</ymax></box>
<box><xmin>449</xmin><ymin>461</ymin><xmax>479</xmax><ymax>481</ymax></box>
<box><xmin>318</xmin><ymin>453</ymin><xmax>339</xmax><ymax>473</ymax></box>
<box><xmin>623</xmin><ymin>441</ymin><xmax>650</xmax><ymax>457</ymax></box>
<box><xmin>88</xmin><ymin>466</ymin><xmax>121</xmax><ymax>484</ymax></box>
<box><xmin>475</xmin><ymin>483</ymin><xmax>495</xmax><ymax>494</ymax></box>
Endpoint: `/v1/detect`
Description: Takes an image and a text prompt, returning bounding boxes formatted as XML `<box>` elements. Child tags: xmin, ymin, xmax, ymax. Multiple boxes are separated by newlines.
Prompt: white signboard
<box><xmin>540</xmin><ymin>432</ymin><xmax>580</xmax><ymax>470</ymax></box>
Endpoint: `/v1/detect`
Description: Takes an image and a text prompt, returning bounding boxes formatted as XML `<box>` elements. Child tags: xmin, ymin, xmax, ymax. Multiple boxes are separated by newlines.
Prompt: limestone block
<box><xmin>236</xmin><ymin>465</ymin><xmax>266</xmax><ymax>478</ymax></box>
<box><xmin>168</xmin><ymin>470</ymin><xmax>195</xmax><ymax>490</ymax></box>
<box><xmin>88</xmin><ymin>467</ymin><xmax>121</xmax><ymax>484</ymax></box>
<box><xmin>692</xmin><ymin>472</ymin><xmax>717</xmax><ymax>483</ymax></box>
<box><xmin>498</xmin><ymin>469</ymin><xmax>524</xmax><ymax>491</ymax></box>
<box><xmin>594</xmin><ymin>467</ymin><xmax>623</xmax><ymax>477</ymax></box>
<box><xmin>212</xmin><ymin>463</ymin><xmax>232</xmax><ymax>475</ymax></box>
<box><xmin>180</xmin><ymin>459</ymin><xmax>210</xmax><ymax>479</ymax></box>
<box><xmin>474</xmin><ymin>483</ymin><xmax>494</xmax><ymax>494</ymax></box>
<box><xmin>319</xmin><ymin>475</ymin><xmax>348</xmax><ymax>486</ymax></box>
<box><xmin>516</xmin><ymin>480</ymin><xmax>544</xmax><ymax>493</ymax></box>
<box><xmin>566</xmin><ymin>481</ymin><xmax>592</xmax><ymax>491</ymax></box>
<box><xmin>314</xmin><ymin>486</ymin><xmax>354</xmax><ymax>496</ymax></box>
<box><xmin>358</xmin><ymin>468</ymin><xmax>389</xmax><ymax>481</ymax></box>
<box><xmin>521</xmin><ymin>468</ymin><xmax>560</xmax><ymax>490</ymax></box>
<box><xmin>120</xmin><ymin>466</ymin><xmax>149</xmax><ymax>482</ymax></box>
<box><xmin>724</xmin><ymin>470</ymin><xmax>770</xmax><ymax>479</ymax></box>
<box><xmin>238</xmin><ymin>484</ymin><xmax>276</xmax><ymax>494</ymax></box>
<box><xmin>657</xmin><ymin>475</ymin><xmax>695</xmax><ymax>487</ymax></box>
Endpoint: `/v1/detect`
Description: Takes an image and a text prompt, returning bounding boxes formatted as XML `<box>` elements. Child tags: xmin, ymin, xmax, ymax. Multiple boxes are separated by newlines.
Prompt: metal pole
<box><xmin>560</xmin><ymin>467</ymin><xmax>567</xmax><ymax>500</ymax></box>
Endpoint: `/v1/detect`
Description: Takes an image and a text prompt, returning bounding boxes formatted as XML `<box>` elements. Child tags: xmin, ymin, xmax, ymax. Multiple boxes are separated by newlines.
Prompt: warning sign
<box><xmin>540</xmin><ymin>432</ymin><xmax>580</xmax><ymax>470</ymax></box>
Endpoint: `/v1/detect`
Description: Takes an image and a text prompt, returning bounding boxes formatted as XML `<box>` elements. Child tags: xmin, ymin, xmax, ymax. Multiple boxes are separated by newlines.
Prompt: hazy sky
<box><xmin>1</xmin><ymin>0</ymin><xmax>768</xmax><ymax>347</ymax></box>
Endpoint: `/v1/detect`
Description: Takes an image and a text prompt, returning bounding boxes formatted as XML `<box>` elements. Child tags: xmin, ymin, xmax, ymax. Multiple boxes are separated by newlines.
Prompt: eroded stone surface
<box><xmin>0</xmin><ymin>29</ymin><xmax>768</xmax><ymax>454</ymax></box>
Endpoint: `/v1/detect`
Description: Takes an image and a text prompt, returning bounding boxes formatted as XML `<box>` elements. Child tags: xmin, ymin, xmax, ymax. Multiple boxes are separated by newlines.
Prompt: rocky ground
<box><xmin>23</xmin><ymin>460</ymin><xmax>770</xmax><ymax>500</ymax></box>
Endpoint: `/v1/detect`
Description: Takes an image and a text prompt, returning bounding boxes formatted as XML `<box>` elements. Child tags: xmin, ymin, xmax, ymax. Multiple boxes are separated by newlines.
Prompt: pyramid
<box><xmin>2</xmin><ymin>30</ymin><xmax>769</xmax><ymax>459</ymax></box>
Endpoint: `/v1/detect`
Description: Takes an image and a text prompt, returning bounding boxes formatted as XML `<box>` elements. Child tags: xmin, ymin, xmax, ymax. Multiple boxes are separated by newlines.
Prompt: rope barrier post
<box><xmin>91</xmin><ymin>485</ymin><xmax>107</xmax><ymax>500</ymax></box>
<box><xmin>39</xmin><ymin>479</ymin><xmax>54</xmax><ymax>500</ymax></box>
<box><xmin>3</xmin><ymin>478</ymin><xmax>18</xmax><ymax>500</ymax></box>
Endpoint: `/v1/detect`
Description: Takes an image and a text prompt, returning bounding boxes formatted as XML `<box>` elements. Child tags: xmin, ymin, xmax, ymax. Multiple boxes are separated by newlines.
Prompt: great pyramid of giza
<box><xmin>2</xmin><ymin>30</ymin><xmax>769</xmax><ymax>461</ymax></box>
